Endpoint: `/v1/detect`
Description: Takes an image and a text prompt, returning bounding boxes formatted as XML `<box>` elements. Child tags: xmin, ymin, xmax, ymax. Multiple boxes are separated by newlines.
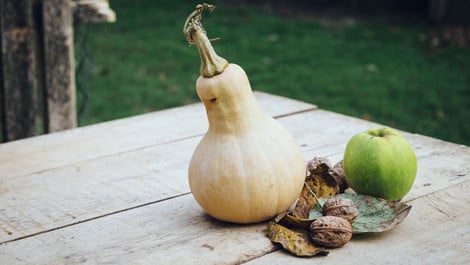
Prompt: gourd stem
<box><xmin>183</xmin><ymin>3</ymin><xmax>228</xmax><ymax>77</ymax></box>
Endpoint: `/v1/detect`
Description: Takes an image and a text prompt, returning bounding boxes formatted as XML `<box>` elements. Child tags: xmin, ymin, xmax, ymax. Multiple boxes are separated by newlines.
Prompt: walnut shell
<box><xmin>309</xmin><ymin>216</ymin><xmax>352</xmax><ymax>248</ymax></box>
<box><xmin>323</xmin><ymin>197</ymin><xmax>358</xmax><ymax>223</ymax></box>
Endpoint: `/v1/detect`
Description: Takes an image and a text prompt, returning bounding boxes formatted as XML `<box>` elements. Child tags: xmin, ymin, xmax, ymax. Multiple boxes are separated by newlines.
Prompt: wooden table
<box><xmin>1</xmin><ymin>92</ymin><xmax>469</xmax><ymax>264</ymax></box>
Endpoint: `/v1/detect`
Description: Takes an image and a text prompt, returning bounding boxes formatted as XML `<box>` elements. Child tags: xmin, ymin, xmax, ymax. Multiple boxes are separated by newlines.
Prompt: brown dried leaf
<box><xmin>267</xmin><ymin>222</ymin><xmax>329</xmax><ymax>257</ymax></box>
<box><xmin>329</xmin><ymin>160</ymin><xmax>348</xmax><ymax>193</ymax></box>
<box><xmin>274</xmin><ymin>211</ymin><xmax>313</xmax><ymax>230</ymax></box>
<box><xmin>293</xmin><ymin>157</ymin><xmax>347</xmax><ymax>218</ymax></box>
<box><xmin>292</xmin><ymin>185</ymin><xmax>317</xmax><ymax>219</ymax></box>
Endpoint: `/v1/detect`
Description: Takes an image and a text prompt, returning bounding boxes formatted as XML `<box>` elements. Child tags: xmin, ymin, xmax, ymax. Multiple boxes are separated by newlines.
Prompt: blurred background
<box><xmin>73</xmin><ymin>0</ymin><xmax>469</xmax><ymax>145</ymax></box>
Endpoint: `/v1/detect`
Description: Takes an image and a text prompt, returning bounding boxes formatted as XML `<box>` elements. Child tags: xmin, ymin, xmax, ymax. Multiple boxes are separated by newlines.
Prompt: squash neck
<box><xmin>206</xmin><ymin>99</ymin><xmax>265</xmax><ymax>134</ymax></box>
<box><xmin>204</xmin><ymin>93</ymin><xmax>265</xmax><ymax>134</ymax></box>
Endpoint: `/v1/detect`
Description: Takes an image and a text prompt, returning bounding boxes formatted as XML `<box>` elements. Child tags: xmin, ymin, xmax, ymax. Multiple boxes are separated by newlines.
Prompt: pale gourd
<box><xmin>184</xmin><ymin>4</ymin><xmax>306</xmax><ymax>224</ymax></box>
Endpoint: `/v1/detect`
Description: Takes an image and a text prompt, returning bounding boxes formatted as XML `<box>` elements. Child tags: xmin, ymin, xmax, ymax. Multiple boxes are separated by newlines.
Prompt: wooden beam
<box><xmin>73</xmin><ymin>0</ymin><xmax>116</xmax><ymax>24</ymax></box>
<box><xmin>42</xmin><ymin>0</ymin><xmax>77</xmax><ymax>132</ymax></box>
<box><xmin>0</xmin><ymin>0</ymin><xmax>36</xmax><ymax>141</ymax></box>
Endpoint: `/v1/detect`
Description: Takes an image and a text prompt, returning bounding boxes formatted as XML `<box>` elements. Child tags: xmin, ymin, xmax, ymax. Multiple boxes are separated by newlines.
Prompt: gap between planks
<box><xmin>1</xmin><ymin>109</ymin><xmax>467</xmax><ymax>244</ymax></box>
<box><xmin>0</xmin><ymin>91</ymin><xmax>317</xmax><ymax>180</ymax></box>
<box><xmin>1</xmin><ymin>180</ymin><xmax>468</xmax><ymax>265</ymax></box>
<box><xmin>3</xmin><ymin>107</ymin><xmax>318</xmax><ymax>181</ymax></box>
<box><xmin>0</xmin><ymin>192</ymin><xmax>191</xmax><ymax>245</ymax></box>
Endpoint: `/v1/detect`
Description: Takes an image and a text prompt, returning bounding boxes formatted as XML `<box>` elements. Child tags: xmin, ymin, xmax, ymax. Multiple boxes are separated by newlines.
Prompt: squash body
<box><xmin>188</xmin><ymin>64</ymin><xmax>306</xmax><ymax>224</ymax></box>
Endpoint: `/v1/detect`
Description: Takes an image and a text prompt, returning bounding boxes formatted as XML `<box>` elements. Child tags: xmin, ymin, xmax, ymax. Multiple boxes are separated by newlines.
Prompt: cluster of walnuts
<box><xmin>310</xmin><ymin>197</ymin><xmax>358</xmax><ymax>248</ymax></box>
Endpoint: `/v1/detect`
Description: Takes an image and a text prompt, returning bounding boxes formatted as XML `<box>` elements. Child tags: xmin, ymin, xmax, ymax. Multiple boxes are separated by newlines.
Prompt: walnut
<box><xmin>323</xmin><ymin>197</ymin><xmax>358</xmax><ymax>223</ymax></box>
<box><xmin>309</xmin><ymin>216</ymin><xmax>352</xmax><ymax>248</ymax></box>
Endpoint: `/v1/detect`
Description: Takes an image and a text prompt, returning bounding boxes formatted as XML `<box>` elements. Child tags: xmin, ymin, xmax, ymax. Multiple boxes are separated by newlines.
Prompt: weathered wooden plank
<box><xmin>42</xmin><ymin>0</ymin><xmax>77</xmax><ymax>132</ymax></box>
<box><xmin>0</xmin><ymin>180</ymin><xmax>468</xmax><ymax>265</ymax></box>
<box><xmin>0</xmin><ymin>92</ymin><xmax>316</xmax><ymax>179</ymax></box>
<box><xmin>0</xmin><ymin>194</ymin><xmax>274</xmax><ymax>265</ymax></box>
<box><xmin>245</xmin><ymin>180</ymin><xmax>470</xmax><ymax>265</ymax></box>
<box><xmin>73</xmin><ymin>0</ymin><xmax>116</xmax><ymax>24</ymax></box>
<box><xmin>0</xmin><ymin>108</ymin><xmax>468</xmax><ymax>244</ymax></box>
<box><xmin>1</xmin><ymin>108</ymin><xmax>329</xmax><ymax>243</ymax></box>
<box><xmin>0</xmin><ymin>0</ymin><xmax>36</xmax><ymax>141</ymax></box>
<box><xmin>0</xmin><ymin>136</ymin><xmax>198</xmax><ymax>242</ymax></box>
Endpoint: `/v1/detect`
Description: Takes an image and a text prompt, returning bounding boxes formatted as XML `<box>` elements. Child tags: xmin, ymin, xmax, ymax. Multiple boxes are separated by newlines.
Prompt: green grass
<box><xmin>75</xmin><ymin>0</ymin><xmax>470</xmax><ymax>146</ymax></box>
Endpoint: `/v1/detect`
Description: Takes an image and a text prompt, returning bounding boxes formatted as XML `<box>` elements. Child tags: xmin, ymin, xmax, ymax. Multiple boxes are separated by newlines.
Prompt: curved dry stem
<box><xmin>183</xmin><ymin>3</ymin><xmax>228</xmax><ymax>77</ymax></box>
<box><xmin>183</xmin><ymin>3</ymin><xmax>214</xmax><ymax>44</ymax></box>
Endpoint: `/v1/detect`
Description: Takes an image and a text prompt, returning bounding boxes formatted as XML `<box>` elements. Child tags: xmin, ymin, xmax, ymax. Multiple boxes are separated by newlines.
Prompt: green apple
<box><xmin>343</xmin><ymin>127</ymin><xmax>417</xmax><ymax>201</ymax></box>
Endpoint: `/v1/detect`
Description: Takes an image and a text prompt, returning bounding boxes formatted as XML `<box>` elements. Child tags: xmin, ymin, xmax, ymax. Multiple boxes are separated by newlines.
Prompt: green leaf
<box><xmin>309</xmin><ymin>193</ymin><xmax>412</xmax><ymax>234</ymax></box>
<box><xmin>308</xmin><ymin>198</ymin><xmax>326</xmax><ymax>219</ymax></box>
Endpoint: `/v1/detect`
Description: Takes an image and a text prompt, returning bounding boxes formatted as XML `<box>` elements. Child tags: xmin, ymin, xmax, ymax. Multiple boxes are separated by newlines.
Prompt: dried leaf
<box><xmin>309</xmin><ymin>193</ymin><xmax>412</xmax><ymax>234</ymax></box>
<box><xmin>293</xmin><ymin>157</ymin><xmax>346</xmax><ymax>218</ymax></box>
<box><xmin>328</xmin><ymin>160</ymin><xmax>348</xmax><ymax>193</ymax></box>
<box><xmin>292</xmin><ymin>184</ymin><xmax>318</xmax><ymax>219</ymax></box>
<box><xmin>307</xmin><ymin>157</ymin><xmax>339</xmax><ymax>196</ymax></box>
<box><xmin>267</xmin><ymin>222</ymin><xmax>329</xmax><ymax>257</ymax></box>
<box><xmin>274</xmin><ymin>211</ymin><xmax>313</xmax><ymax>230</ymax></box>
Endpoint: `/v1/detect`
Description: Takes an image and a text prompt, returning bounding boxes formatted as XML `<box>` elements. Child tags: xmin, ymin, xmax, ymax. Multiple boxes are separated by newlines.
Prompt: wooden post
<box><xmin>0</xmin><ymin>0</ymin><xmax>36</xmax><ymax>141</ymax></box>
<box><xmin>42</xmin><ymin>0</ymin><xmax>77</xmax><ymax>132</ymax></box>
<box><xmin>0</xmin><ymin>0</ymin><xmax>114</xmax><ymax>142</ymax></box>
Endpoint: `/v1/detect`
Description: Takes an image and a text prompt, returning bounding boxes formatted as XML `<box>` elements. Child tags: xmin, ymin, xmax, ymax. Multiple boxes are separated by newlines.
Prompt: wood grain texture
<box><xmin>0</xmin><ymin>0</ymin><xmax>36</xmax><ymax>141</ymax></box>
<box><xmin>0</xmin><ymin>194</ymin><xmax>275</xmax><ymax>265</ymax></box>
<box><xmin>1</xmin><ymin>181</ymin><xmax>468</xmax><ymax>265</ymax></box>
<box><xmin>0</xmin><ymin>92</ymin><xmax>316</xmax><ymax>243</ymax></box>
<box><xmin>0</xmin><ymin>108</ymin><xmax>468</xmax><ymax>245</ymax></box>
<box><xmin>73</xmin><ymin>0</ymin><xmax>117</xmax><ymax>24</ymax></box>
<box><xmin>0</xmin><ymin>91</ymin><xmax>315</xmax><ymax>179</ymax></box>
<box><xmin>42</xmin><ymin>0</ymin><xmax>77</xmax><ymax>132</ymax></box>
<box><xmin>0</xmin><ymin>93</ymin><xmax>468</xmax><ymax>265</ymax></box>
<box><xmin>245</xmin><ymin>180</ymin><xmax>470</xmax><ymax>265</ymax></box>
